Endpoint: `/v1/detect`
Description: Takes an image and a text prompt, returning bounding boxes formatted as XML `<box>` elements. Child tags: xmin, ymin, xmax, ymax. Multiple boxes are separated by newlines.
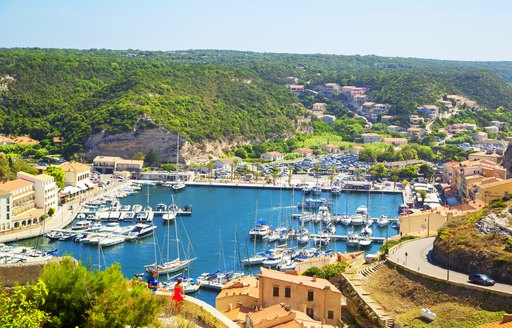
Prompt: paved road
<box><xmin>388</xmin><ymin>237</ymin><xmax>512</xmax><ymax>295</ymax></box>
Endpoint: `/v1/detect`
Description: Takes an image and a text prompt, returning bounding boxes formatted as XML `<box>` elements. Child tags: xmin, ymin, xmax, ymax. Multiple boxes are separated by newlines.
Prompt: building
<box><xmin>93</xmin><ymin>156</ymin><xmax>144</xmax><ymax>173</ymax></box>
<box><xmin>468</xmin><ymin>151</ymin><xmax>503</xmax><ymax>164</ymax></box>
<box><xmin>361</xmin><ymin>133</ymin><xmax>382</xmax><ymax>143</ymax></box>
<box><xmin>381</xmin><ymin>115</ymin><xmax>394</xmax><ymax>123</ymax></box>
<box><xmin>382</xmin><ymin>138</ymin><xmax>408</xmax><ymax>147</ymax></box>
<box><xmin>320</xmin><ymin>115</ymin><xmax>336</xmax><ymax>126</ymax></box>
<box><xmin>261</xmin><ymin>151</ymin><xmax>284</xmax><ymax>162</ymax></box>
<box><xmin>0</xmin><ymin>190</ymin><xmax>11</xmax><ymax>232</ymax></box>
<box><xmin>216</xmin><ymin>275</ymin><xmax>260</xmax><ymax>313</ymax></box>
<box><xmin>438</xmin><ymin>100</ymin><xmax>453</xmax><ymax>109</ymax></box>
<box><xmin>322</xmin><ymin>144</ymin><xmax>339</xmax><ymax>153</ymax></box>
<box><xmin>0</xmin><ymin>178</ymin><xmax>42</xmax><ymax>229</ymax></box>
<box><xmin>324</xmin><ymin>83</ymin><xmax>341</xmax><ymax>94</ymax></box>
<box><xmin>448</xmin><ymin>159</ymin><xmax>508</xmax><ymax>201</ymax></box>
<box><xmin>349</xmin><ymin>145</ymin><xmax>364</xmax><ymax>155</ymax></box>
<box><xmin>388</xmin><ymin>125</ymin><xmax>404</xmax><ymax>133</ymax></box>
<box><xmin>293</xmin><ymin>148</ymin><xmax>313</xmax><ymax>157</ymax></box>
<box><xmin>417</xmin><ymin>105</ymin><xmax>439</xmax><ymax>120</ymax></box>
<box><xmin>59</xmin><ymin>162</ymin><xmax>94</xmax><ymax>190</ymax></box>
<box><xmin>258</xmin><ymin>268</ymin><xmax>342</xmax><ymax>326</ymax></box>
<box><xmin>214</xmin><ymin>157</ymin><xmax>243</xmax><ymax>171</ymax></box>
<box><xmin>484</xmin><ymin>126</ymin><xmax>500</xmax><ymax>134</ymax></box>
<box><xmin>472</xmin><ymin>131</ymin><xmax>488</xmax><ymax>143</ymax></box>
<box><xmin>17</xmin><ymin>172</ymin><xmax>58</xmax><ymax>211</ymax></box>
<box><xmin>409</xmin><ymin>115</ymin><xmax>424</xmax><ymax>125</ymax></box>
<box><xmin>491</xmin><ymin>121</ymin><xmax>507</xmax><ymax>129</ymax></box>
<box><xmin>312</xmin><ymin>103</ymin><xmax>327</xmax><ymax>111</ymax></box>
<box><xmin>384</xmin><ymin>160</ymin><xmax>426</xmax><ymax>170</ymax></box>
<box><xmin>287</xmin><ymin>84</ymin><xmax>305</xmax><ymax>93</ymax></box>
<box><xmin>246</xmin><ymin>304</ymin><xmax>336</xmax><ymax>328</ymax></box>
<box><xmin>407</xmin><ymin>127</ymin><xmax>426</xmax><ymax>138</ymax></box>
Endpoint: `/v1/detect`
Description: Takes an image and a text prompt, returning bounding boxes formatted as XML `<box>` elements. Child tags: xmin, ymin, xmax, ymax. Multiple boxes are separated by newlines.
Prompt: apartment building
<box><xmin>258</xmin><ymin>268</ymin><xmax>342</xmax><ymax>326</ymax></box>
<box><xmin>93</xmin><ymin>156</ymin><xmax>144</xmax><ymax>173</ymax></box>
<box><xmin>17</xmin><ymin>172</ymin><xmax>59</xmax><ymax>212</ymax></box>
<box><xmin>0</xmin><ymin>190</ymin><xmax>11</xmax><ymax>232</ymax></box>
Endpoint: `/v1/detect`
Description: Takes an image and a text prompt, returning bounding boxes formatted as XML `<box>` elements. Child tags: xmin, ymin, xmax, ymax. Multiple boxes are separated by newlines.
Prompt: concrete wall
<box><xmin>399</xmin><ymin>211</ymin><xmax>448</xmax><ymax>236</ymax></box>
<box><xmin>0</xmin><ymin>259</ymin><xmax>60</xmax><ymax>287</ymax></box>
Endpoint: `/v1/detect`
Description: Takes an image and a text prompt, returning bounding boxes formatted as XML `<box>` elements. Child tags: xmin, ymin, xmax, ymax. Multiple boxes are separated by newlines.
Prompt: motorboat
<box><xmin>132</xmin><ymin>204</ymin><xmax>143</xmax><ymax>213</ymax></box>
<box><xmin>162</xmin><ymin>275</ymin><xmax>200</xmax><ymax>294</ymax></box>
<box><xmin>266</xmin><ymin>230</ymin><xmax>280</xmax><ymax>243</ymax></box>
<box><xmin>125</xmin><ymin>223</ymin><xmax>157</xmax><ymax>240</ymax></box>
<box><xmin>361</xmin><ymin>225</ymin><xmax>373</xmax><ymax>237</ymax></box>
<box><xmin>249</xmin><ymin>219</ymin><xmax>271</xmax><ymax>239</ymax></box>
<box><xmin>71</xmin><ymin>220</ymin><xmax>93</xmax><ymax>230</ymax></box>
<box><xmin>302</xmin><ymin>185</ymin><xmax>312</xmax><ymax>195</ymax></box>
<box><xmin>391</xmin><ymin>220</ymin><xmax>400</xmax><ymax>229</ymax></box>
<box><xmin>162</xmin><ymin>211</ymin><xmax>176</xmax><ymax>223</ymax></box>
<box><xmin>339</xmin><ymin>214</ymin><xmax>352</xmax><ymax>226</ymax></box>
<box><xmin>323</xmin><ymin>223</ymin><xmax>336</xmax><ymax>235</ymax></box>
<box><xmin>172</xmin><ymin>181</ymin><xmax>186</xmax><ymax>192</ymax></box>
<box><xmin>346</xmin><ymin>229</ymin><xmax>359</xmax><ymax>247</ymax></box>
<box><xmin>155</xmin><ymin>203</ymin><xmax>167</xmax><ymax>212</ymax></box>
<box><xmin>351</xmin><ymin>214</ymin><xmax>364</xmax><ymax>226</ymax></box>
<box><xmin>98</xmin><ymin>235</ymin><xmax>125</xmax><ymax>247</ymax></box>
<box><xmin>296</xmin><ymin>228</ymin><xmax>310</xmax><ymax>245</ymax></box>
<box><xmin>298</xmin><ymin>198</ymin><xmax>333</xmax><ymax>209</ymax></box>
<box><xmin>377</xmin><ymin>215</ymin><xmax>389</xmax><ymax>227</ymax></box>
<box><xmin>356</xmin><ymin>205</ymin><xmax>368</xmax><ymax>217</ymax></box>
<box><xmin>76</xmin><ymin>213</ymin><xmax>86</xmax><ymax>220</ymax></box>
<box><xmin>178</xmin><ymin>204</ymin><xmax>192</xmax><ymax>216</ymax></box>
<box><xmin>122</xmin><ymin>212</ymin><xmax>135</xmax><ymax>221</ymax></box>
<box><xmin>197</xmin><ymin>271</ymin><xmax>244</xmax><ymax>290</ymax></box>
<box><xmin>331</xmin><ymin>186</ymin><xmax>341</xmax><ymax>195</ymax></box>
<box><xmin>311</xmin><ymin>185</ymin><xmax>322</xmax><ymax>196</ymax></box>
<box><xmin>358</xmin><ymin>235</ymin><xmax>372</xmax><ymax>247</ymax></box>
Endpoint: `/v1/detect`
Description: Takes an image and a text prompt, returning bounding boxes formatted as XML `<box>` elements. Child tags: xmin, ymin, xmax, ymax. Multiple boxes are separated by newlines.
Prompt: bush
<box><xmin>489</xmin><ymin>199</ymin><xmax>506</xmax><ymax>209</ymax></box>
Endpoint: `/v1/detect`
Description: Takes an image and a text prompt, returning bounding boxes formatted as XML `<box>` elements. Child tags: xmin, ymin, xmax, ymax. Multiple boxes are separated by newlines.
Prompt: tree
<box><xmin>270</xmin><ymin>167</ymin><xmax>280</xmax><ymax>185</ymax></box>
<box><xmin>144</xmin><ymin>149</ymin><xmax>159</xmax><ymax>167</ymax></box>
<box><xmin>0</xmin><ymin>280</ymin><xmax>50</xmax><ymax>327</ymax></box>
<box><xmin>133</xmin><ymin>152</ymin><xmax>145</xmax><ymax>160</ymax></box>
<box><xmin>370</xmin><ymin>163</ymin><xmax>388</xmax><ymax>180</ymax></box>
<box><xmin>418</xmin><ymin>163</ymin><xmax>434</xmax><ymax>182</ymax></box>
<box><xmin>47</xmin><ymin>207</ymin><xmax>56</xmax><ymax>217</ymax></box>
<box><xmin>45</xmin><ymin>166</ymin><xmax>65</xmax><ymax>190</ymax></box>
<box><xmin>39</xmin><ymin>257</ymin><xmax>165</xmax><ymax>328</ymax></box>
<box><xmin>399</xmin><ymin>166</ymin><xmax>418</xmax><ymax>180</ymax></box>
<box><xmin>417</xmin><ymin>190</ymin><xmax>427</xmax><ymax>204</ymax></box>
<box><xmin>234</xmin><ymin>148</ymin><xmax>248</xmax><ymax>159</ymax></box>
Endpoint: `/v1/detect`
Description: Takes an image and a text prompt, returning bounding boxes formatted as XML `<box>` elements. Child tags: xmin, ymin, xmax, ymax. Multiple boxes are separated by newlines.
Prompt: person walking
<box><xmin>171</xmin><ymin>277</ymin><xmax>185</xmax><ymax>313</ymax></box>
<box><xmin>148</xmin><ymin>271</ymin><xmax>159</xmax><ymax>294</ymax></box>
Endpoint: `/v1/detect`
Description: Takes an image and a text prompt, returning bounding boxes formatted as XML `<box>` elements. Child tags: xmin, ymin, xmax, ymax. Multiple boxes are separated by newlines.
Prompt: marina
<box><xmin>11</xmin><ymin>184</ymin><xmax>402</xmax><ymax>306</ymax></box>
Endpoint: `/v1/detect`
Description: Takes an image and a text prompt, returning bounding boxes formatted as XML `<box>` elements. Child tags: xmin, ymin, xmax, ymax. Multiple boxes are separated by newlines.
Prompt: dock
<box><xmin>309</xmin><ymin>234</ymin><xmax>388</xmax><ymax>243</ymax></box>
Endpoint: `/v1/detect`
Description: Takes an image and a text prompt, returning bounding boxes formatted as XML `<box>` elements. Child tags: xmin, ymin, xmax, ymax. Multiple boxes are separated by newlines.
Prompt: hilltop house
<box><xmin>417</xmin><ymin>105</ymin><xmax>439</xmax><ymax>120</ymax></box>
<box><xmin>320</xmin><ymin>114</ymin><xmax>336</xmax><ymax>126</ymax></box>
<box><xmin>312</xmin><ymin>102</ymin><xmax>327</xmax><ymax>111</ymax></box>
<box><xmin>293</xmin><ymin>148</ymin><xmax>313</xmax><ymax>157</ymax></box>
<box><xmin>362</xmin><ymin>133</ymin><xmax>382</xmax><ymax>143</ymax></box>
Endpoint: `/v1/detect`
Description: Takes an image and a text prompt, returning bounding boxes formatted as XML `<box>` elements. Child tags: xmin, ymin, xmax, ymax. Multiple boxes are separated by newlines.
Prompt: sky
<box><xmin>0</xmin><ymin>0</ymin><xmax>511</xmax><ymax>61</ymax></box>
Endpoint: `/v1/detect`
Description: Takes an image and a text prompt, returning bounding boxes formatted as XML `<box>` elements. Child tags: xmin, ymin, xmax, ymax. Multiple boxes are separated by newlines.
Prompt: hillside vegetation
<box><xmin>1</xmin><ymin>48</ymin><xmax>512</xmax><ymax>157</ymax></box>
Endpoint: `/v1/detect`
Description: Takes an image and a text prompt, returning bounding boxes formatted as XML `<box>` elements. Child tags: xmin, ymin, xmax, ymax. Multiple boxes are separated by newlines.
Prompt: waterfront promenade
<box><xmin>0</xmin><ymin>179</ymin><xmax>132</xmax><ymax>243</ymax></box>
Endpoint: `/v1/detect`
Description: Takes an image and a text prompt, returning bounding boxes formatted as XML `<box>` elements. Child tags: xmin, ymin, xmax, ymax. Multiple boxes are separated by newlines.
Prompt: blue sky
<box><xmin>0</xmin><ymin>0</ymin><xmax>510</xmax><ymax>61</ymax></box>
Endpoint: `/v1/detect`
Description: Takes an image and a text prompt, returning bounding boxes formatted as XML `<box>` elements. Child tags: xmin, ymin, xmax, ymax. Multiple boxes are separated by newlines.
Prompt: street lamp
<box><xmin>446</xmin><ymin>239</ymin><xmax>453</xmax><ymax>281</ymax></box>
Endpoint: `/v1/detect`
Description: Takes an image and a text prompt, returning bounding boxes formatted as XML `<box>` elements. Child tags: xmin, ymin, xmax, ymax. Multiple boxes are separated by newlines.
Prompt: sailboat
<box><xmin>173</xmin><ymin>134</ymin><xmax>186</xmax><ymax>192</ymax></box>
<box><xmin>242</xmin><ymin>201</ymin><xmax>269</xmax><ymax>266</ymax></box>
<box><xmin>162</xmin><ymin>195</ymin><xmax>177</xmax><ymax>224</ymax></box>
<box><xmin>144</xmin><ymin>204</ymin><xmax>195</xmax><ymax>275</ymax></box>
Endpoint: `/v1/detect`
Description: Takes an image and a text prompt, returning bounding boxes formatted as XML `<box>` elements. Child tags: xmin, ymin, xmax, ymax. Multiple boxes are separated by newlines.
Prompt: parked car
<box><xmin>468</xmin><ymin>274</ymin><xmax>495</xmax><ymax>286</ymax></box>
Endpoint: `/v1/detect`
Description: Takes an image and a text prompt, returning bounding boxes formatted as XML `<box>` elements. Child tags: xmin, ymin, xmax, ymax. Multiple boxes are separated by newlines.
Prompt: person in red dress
<box><xmin>171</xmin><ymin>278</ymin><xmax>184</xmax><ymax>313</ymax></box>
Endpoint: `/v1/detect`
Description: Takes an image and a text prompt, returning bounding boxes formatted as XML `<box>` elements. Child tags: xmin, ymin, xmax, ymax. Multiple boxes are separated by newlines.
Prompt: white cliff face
<box><xmin>82</xmin><ymin>127</ymin><xmax>245</xmax><ymax>164</ymax></box>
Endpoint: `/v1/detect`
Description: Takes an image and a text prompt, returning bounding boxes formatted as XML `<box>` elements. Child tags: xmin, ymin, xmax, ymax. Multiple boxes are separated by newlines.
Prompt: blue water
<box><xmin>15</xmin><ymin>185</ymin><xmax>402</xmax><ymax>306</ymax></box>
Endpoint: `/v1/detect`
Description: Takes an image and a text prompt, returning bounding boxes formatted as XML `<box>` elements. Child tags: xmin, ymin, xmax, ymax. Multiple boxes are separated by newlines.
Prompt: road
<box><xmin>388</xmin><ymin>237</ymin><xmax>512</xmax><ymax>295</ymax></box>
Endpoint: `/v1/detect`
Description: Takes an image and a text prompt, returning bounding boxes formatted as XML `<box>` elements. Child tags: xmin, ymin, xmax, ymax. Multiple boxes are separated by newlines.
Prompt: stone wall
<box><xmin>502</xmin><ymin>143</ymin><xmax>512</xmax><ymax>178</ymax></box>
<box><xmin>0</xmin><ymin>259</ymin><xmax>60</xmax><ymax>287</ymax></box>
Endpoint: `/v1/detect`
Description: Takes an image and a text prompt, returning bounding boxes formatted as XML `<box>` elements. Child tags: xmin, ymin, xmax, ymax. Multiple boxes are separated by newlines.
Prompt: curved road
<box><xmin>388</xmin><ymin>237</ymin><xmax>512</xmax><ymax>295</ymax></box>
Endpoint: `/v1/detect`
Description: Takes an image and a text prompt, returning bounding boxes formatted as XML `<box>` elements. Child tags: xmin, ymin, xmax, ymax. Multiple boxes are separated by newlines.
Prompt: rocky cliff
<box><xmin>82</xmin><ymin>128</ymin><xmax>242</xmax><ymax>164</ymax></box>
<box><xmin>503</xmin><ymin>142</ymin><xmax>512</xmax><ymax>178</ymax></box>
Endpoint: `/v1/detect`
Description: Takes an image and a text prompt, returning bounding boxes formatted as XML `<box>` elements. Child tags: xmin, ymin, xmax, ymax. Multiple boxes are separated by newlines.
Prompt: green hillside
<box><xmin>0</xmin><ymin>49</ymin><xmax>302</xmax><ymax>155</ymax></box>
<box><xmin>1</xmin><ymin>48</ymin><xmax>511</xmax><ymax>157</ymax></box>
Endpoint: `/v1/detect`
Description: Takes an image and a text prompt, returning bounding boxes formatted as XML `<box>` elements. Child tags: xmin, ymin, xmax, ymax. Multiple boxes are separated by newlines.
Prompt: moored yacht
<box><xmin>249</xmin><ymin>219</ymin><xmax>271</xmax><ymax>239</ymax></box>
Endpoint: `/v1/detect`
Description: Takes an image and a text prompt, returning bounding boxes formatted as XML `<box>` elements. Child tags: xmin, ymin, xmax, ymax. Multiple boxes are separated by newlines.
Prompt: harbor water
<box><xmin>14</xmin><ymin>185</ymin><xmax>402</xmax><ymax>306</ymax></box>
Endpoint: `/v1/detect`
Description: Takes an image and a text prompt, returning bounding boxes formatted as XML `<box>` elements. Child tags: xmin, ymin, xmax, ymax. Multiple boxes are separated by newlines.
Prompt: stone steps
<box><xmin>357</xmin><ymin>260</ymin><xmax>385</xmax><ymax>278</ymax></box>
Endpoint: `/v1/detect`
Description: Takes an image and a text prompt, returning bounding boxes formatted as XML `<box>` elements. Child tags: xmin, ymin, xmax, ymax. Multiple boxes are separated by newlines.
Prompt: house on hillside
<box><xmin>293</xmin><ymin>148</ymin><xmax>313</xmax><ymax>157</ymax></box>
<box><xmin>261</xmin><ymin>151</ymin><xmax>283</xmax><ymax>161</ymax></box>
<box><xmin>362</xmin><ymin>133</ymin><xmax>382</xmax><ymax>143</ymax></box>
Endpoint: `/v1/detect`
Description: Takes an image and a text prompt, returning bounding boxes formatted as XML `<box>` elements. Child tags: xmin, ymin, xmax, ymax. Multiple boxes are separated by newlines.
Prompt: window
<box><xmin>328</xmin><ymin>310</ymin><xmax>334</xmax><ymax>319</ymax></box>
<box><xmin>285</xmin><ymin>287</ymin><xmax>291</xmax><ymax>298</ymax></box>
<box><xmin>306</xmin><ymin>307</ymin><xmax>314</xmax><ymax>318</ymax></box>
<box><xmin>273</xmin><ymin>286</ymin><xmax>279</xmax><ymax>297</ymax></box>
<box><xmin>307</xmin><ymin>290</ymin><xmax>314</xmax><ymax>301</ymax></box>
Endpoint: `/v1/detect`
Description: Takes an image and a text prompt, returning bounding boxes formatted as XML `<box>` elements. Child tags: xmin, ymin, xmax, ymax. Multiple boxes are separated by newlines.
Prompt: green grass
<box><xmin>397</xmin><ymin>303</ymin><xmax>504</xmax><ymax>328</ymax></box>
<box><xmin>301</xmin><ymin>132</ymin><xmax>353</xmax><ymax>150</ymax></box>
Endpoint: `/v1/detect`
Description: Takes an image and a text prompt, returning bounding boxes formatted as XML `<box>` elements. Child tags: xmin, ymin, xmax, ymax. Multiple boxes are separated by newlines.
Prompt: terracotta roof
<box><xmin>218</xmin><ymin>275</ymin><xmax>259</xmax><ymax>299</ymax></box>
<box><xmin>351</xmin><ymin>146</ymin><xmax>364</xmax><ymax>150</ymax></box>
<box><xmin>247</xmin><ymin>304</ymin><xmax>293</xmax><ymax>326</ymax></box>
<box><xmin>477</xmin><ymin>314</ymin><xmax>512</xmax><ymax>327</ymax></box>
<box><xmin>222</xmin><ymin>305</ymin><xmax>252</xmax><ymax>322</ymax></box>
<box><xmin>273</xmin><ymin>320</ymin><xmax>303</xmax><ymax>328</ymax></box>
<box><xmin>0</xmin><ymin>179</ymin><xmax>33</xmax><ymax>191</ymax></box>
<box><xmin>59</xmin><ymin>162</ymin><xmax>91</xmax><ymax>173</ymax></box>
<box><xmin>259</xmin><ymin>268</ymin><xmax>340</xmax><ymax>292</ymax></box>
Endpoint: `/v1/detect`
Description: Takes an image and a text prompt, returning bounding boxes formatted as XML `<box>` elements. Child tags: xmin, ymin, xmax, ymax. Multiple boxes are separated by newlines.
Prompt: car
<box><xmin>468</xmin><ymin>274</ymin><xmax>495</xmax><ymax>286</ymax></box>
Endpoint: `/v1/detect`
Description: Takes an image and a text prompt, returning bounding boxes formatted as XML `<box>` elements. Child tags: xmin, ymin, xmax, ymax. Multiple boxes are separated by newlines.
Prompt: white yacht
<box><xmin>249</xmin><ymin>220</ymin><xmax>271</xmax><ymax>239</ymax></box>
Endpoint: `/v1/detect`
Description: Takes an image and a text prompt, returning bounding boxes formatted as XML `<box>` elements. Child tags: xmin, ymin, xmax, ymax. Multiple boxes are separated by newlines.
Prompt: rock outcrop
<box><xmin>475</xmin><ymin>208</ymin><xmax>512</xmax><ymax>237</ymax></box>
<box><xmin>82</xmin><ymin>127</ymin><xmax>243</xmax><ymax>164</ymax></box>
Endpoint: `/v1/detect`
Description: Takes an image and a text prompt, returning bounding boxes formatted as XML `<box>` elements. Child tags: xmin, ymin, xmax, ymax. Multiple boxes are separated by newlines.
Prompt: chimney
<box><xmin>312</xmin><ymin>275</ymin><xmax>317</xmax><ymax>282</ymax></box>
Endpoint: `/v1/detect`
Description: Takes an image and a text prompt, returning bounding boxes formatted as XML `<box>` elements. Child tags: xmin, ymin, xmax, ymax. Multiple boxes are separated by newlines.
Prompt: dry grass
<box><xmin>362</xmin><ymin>265</ymin><xmax>508</xmax><ymax>327</ymax></box>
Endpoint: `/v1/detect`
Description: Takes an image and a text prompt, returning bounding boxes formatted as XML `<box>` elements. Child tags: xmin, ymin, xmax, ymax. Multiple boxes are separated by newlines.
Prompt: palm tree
<box><xmin>417</xmin><ymin>190</ymin><xmax>427</xmax><ymax>204</ymax></box>
<box><xmin>206</xmin><ymin>161</ymin><xmax>215</xmax><ymax>181</ymax></box>
<box><xmin>270</xmin><ymin>167</ymin><xmax>280</xmax><ymax>185</ymax></box>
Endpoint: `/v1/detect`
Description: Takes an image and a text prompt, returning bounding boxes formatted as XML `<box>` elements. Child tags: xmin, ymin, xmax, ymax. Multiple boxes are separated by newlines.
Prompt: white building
<box><xmin>0</xmin><ymin>190</ymin><xmax>11</xmax><ymax>232</ymax></box>
<box><xmin>17</xmin><ymin>172</ymin><xmax>59</xmax><ymax>211</ymax></box>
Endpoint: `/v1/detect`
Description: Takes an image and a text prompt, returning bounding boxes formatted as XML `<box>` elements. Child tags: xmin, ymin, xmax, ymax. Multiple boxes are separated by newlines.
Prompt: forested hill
<box><xmin>0</xmin><ymin>48</ymin><xmax>512</xmax><ymax>156</ymax></box>
<box><xmin>0</xmin><ymin>49</ymin><xmax>302</xmax><ymax>155</ymax></box>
